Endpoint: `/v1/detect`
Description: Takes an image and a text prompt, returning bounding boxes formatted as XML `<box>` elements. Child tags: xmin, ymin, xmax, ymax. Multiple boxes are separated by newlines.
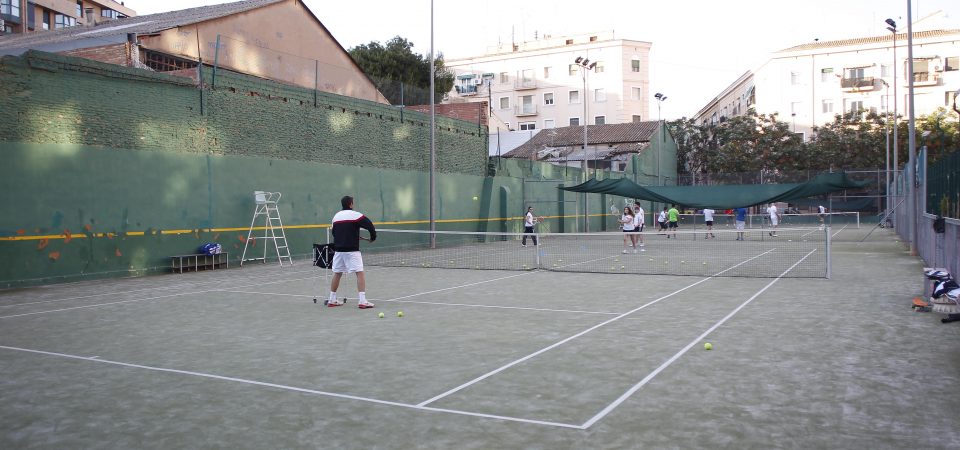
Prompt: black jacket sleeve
<box><xmin>359</xmin><ymin>216</ymin><xmax>376</xmax><ymax>242</ymax></box>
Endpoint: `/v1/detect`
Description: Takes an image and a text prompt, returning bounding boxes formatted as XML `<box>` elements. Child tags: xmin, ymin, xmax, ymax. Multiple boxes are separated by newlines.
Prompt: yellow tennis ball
<box><xmin>472</xmin><ymin>196</ymin><xmax>478</xmax><ymax>201</ymax></box>
<box><xmin>397</xmin><ymin>311</ymin><xmax>404</xmax><ymax>317</ymax></box>
<box><xmin>702</xmin><ymin>262</ymin><xmax>707</xmax><ymax>265</ymax></box>
<box><xmin>621</xmin><ymin>265</ymin><xmax>625</xmax><ymax>269</ymax></box>
<box><xmin>704</xmin><ymin>342</ymin><xmax>713</xmax><ymax>350</ymax></box>
<box><xmin>378</xmin><ymin>312</ymin><xmax>384</xmax><ymax>318</ymax></box>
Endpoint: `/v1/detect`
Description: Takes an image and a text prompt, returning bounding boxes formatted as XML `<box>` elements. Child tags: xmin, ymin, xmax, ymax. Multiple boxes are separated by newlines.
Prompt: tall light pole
<box><xmin>886</xmin><ymin>18</ymin><xmax>899</xmax><ymax>226</ymax></box>
<box><xmin>881</xmin><ymin>79</ymin><xmax>891</xmax><ymax>220</ymax></box>
<box><xmin>428</xmin><ymin>0</ymin><xmax>436</xmax><ymax>243</ymax></box>
<box><xmin>575</xmin><ymin>56</ymin><xmax>596</xmax><ymax>232</ymax></box>
<box><xmin>905</xmin><ymin>3</ymin><xmax>918</xmax><ymax>255</ymax></box>
<box><xmin>655</xmin><ymin>92</ymin><xmax>667</xmax><ymax>186</ymax></box>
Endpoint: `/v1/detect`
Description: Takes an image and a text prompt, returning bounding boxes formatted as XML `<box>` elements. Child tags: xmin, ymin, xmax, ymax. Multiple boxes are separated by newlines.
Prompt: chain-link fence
<box><xmin>926</xmin><ymin>150</ymin><xmax>959</xmax><ymax>219</ymax></box>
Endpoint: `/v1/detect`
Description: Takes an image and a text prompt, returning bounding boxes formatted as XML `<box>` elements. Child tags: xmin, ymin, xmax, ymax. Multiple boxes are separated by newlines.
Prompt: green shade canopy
<box><xmin>560</xmin><ymin>172</ymin><xmax>870</xmax><ymax>209</ymax></box>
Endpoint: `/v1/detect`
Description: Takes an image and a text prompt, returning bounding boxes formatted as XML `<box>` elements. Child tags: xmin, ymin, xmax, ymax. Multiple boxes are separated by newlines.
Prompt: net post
<box><xmin>825</xmin><ymin>226</ymin><xmax>832</xmax><ymax>279</ymax></box>
<box><xmin>535</xmin><ymin>233</ymin><xmax>541</xmax><ymax>268</ymax></box>
<box><xmin>856</xmin><ymin>212</ymin><xmax>860</xmax><ymax>228</ymax></box>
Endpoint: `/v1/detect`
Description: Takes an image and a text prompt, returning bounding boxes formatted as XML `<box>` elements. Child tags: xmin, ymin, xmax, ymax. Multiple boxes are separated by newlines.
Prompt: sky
<box><xmin>122</xmin><ymin>0</ymin><xmax>959</xmax><ymax>118</ymax></box>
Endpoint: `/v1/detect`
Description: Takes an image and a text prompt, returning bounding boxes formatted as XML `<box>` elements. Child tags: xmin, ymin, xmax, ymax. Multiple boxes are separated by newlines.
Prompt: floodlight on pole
<box><xmin>886</xmin><ymin>18</ymin><xmax>899</xmax><ymax>229</ymax></box>
<box><xmin>574</xmin><ymin>55</ymin><xmax>595</xmax><ymax>231</ymax></box>
<box><xmin>654</xmin><ymin>93</ymin><xmax>667</xmax><ymax>186</ymax></box>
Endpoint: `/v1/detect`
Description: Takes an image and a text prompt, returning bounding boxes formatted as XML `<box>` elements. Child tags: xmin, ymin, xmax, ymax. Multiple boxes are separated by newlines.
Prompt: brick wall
<box><xmin>0</xmin><ymin>51</ymin><xmax>487</xmax><ymax>175</ymax></box>
<box><xmin>407</xmin><ymin>102</ymin><xmax>489</xmax><ymax>127</ymax></box>
<box><xmin>59</xmin><ymin>43</ymin><xmax>130</xmax><ymax>66</ymax></box>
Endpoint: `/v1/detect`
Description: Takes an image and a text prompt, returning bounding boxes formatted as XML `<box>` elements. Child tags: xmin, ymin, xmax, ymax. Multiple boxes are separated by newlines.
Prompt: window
<box><xmin>54</xmin><ymin>14</ymin><xmax>76</xmax><ymax>29</ymax></box>
<box><xmin>543</xmin><ymin>93</ymin><xmax>554</xmax><ymax>105</ymax></box>
<box><xmin>945</xmin><ymin>56</ymin><xmax>959</xmax><ymax>72</ymax></box>
<box><xmin>631</xmin><ymin>87</ymin><xmax>642</xmax><ymax>100</ymax></box>
<box><xmin>500</xmin><ymin>72</ymin><xmax>509</xmax><ymax>83</ymax></box>
<box><xmin>504</xmin><ymin>122</ymin><xmax>511</xmax><ymax>130</ymax></box>
<box><xmin>519</xmin><ymin>121</ymin><xmax>536</xmax><ymax>131</ymax></box>
<box><xmin>821</xmin><ymin>68</ymin><xmax>833</xmax><ymax>82</ymax></box>
<box><xmin>2</xmin><ymin>23</ymin><xmax>11</xmax><ymax>34</ymax></box>
<box><xmin>569</xmin><ymin>64</ymin><xmax>578</xmax><ymax>76</ymax></box>
<box><xmin>519</xmin><ymin>95</ymin><xmax>535</xmax><ymax>114</ymax></box>
<box><xmin>822</xmin><ymin>99</ymin><xmax>834</xmax><ymax>113</ymax></box>
<box><xmin>632</xmin><ymin>115</ymin><xmax>642</xmax><ymax>122</ymax></box>
<box><xmin>565</xmin><ymin>39</ymin><xmax>573</xmax><ymax>45</ymax></box>
<box><xmin>790</xmin><ymin>71</ymin><xmax>800</xmax><ymax>85</ymax></box>
<box><xmin>85</xmin><ymin>8</ymin><xmax>94</xmax><ymax>19</ymax></box>
<box><xmin>947</xmin><ymin>90</ymin><xmax>958</xmax><ymax>107</ymax></box>
<box><xmin>569</xmin><ymin>90</ymin><xmax>580</xmax><ymax>104</ymax></box>
<box><xmin>76</xmin><ymin>0</ymin><xmax>82</xmax><ymax>17</ymax></box>
<box><xmin>42</xmin><ymin>11</ymin><xmax>50</xmax><ymax>30</ymax></box>
<box><xmin>101</xmin><ymin>8</ymin><xmax>119</xmax><ymax>19</ymax></box>
<box><xmin>521</xmin><ymin>69</ymin><xmax>534</xmax><ymax>83</ymax></box>
<box><xmin>845</xmin><ymin>67</ymin><xmax>865</xmax><ymax>80</ymax></box>
<box><xmin>594</xmin><ymin>61</ymin><xmax>605</xmax><ymax>73</ymax></box>
<box><xmin>595</xmin><ymin>116</ymin><xmax>606</xmax><ymax>125</ymax></box>
<box><xmin>543</xmin><ymin>66</ymin><xmax>551</xmax><ymax>78</ymax></box>
<box><xmin>544</xmin><ymin>119</ymin><xmax>555</xmax><ymax>129</ymax></box>
<box><xmin>912</xmin><ymin>59</ymin><xmax>932</xmax><ymax>82</ymax></box>
<box><xmin>790</xmin><ymin>102</ymin><xmax>801</xmax><ymax>114</ymax></box>
<box><xmin>847</xmin><ymin>100</ymin><xmax>864</xmax><ymax>114</ymax></box>
<box><xmin>631</xmin><ymin>58</ymin><xmax>640</xmax><ymax>72</ymax></box>
<box><xmin>569</xmin><ymin>117</ymin><xmax>580</xmax><ymax>126</ymax></box>
<box><xmin>881</xmin><ymin>64</ymin><xmax>892</xmax><ymax>77</ymax></box>
<box><xmin>589</xmin><ymin>35</ymin><xmax>598</xmax><ymax>42</ymax></box>
<box><xmin>594</xmin><ymin>88</ymin><xmax>606</xmax><ymax>102</ymax></box>
<box><xmin>499</xmin><ymin>97</ymin><xmax>510</xmax><ymax>110</ymax></box>
<box><xmin>0</xmin><ymin>0</ymin><xmax>20</xmax><ymax>17</ymax></box>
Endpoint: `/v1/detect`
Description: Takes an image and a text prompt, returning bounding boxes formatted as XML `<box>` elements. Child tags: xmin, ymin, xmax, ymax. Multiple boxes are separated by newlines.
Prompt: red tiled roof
<box><xmin>504</xmin><ymin>121</ymin><xmax>661</xmax><ymax>159</ymax></box>
<box><xmin>777</xmin><ymin>29</ymin><xmax>960</xmax><ymax>53</ymax></box>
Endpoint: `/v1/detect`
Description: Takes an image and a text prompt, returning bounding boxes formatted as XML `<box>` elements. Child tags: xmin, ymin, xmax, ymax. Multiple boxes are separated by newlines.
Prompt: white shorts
<box><xmin>735</xmin><ymin>220</ymin><xmax>745</xmax><ymax>231</ymax></box>
<box><xmin>770</xmin><ymin>216</ymin><xmax>779</xmax><ymax>226</ymax></box>
<box><xmin>332</xmin><ymin>251</ymin><xmax>364</xmax><ymax>273</ymax></box>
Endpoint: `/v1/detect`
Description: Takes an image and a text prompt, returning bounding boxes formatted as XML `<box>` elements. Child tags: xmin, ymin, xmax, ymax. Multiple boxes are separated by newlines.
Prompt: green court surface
<box><xmin>1</xmin><ymin>227</ymin><xmax>958</xmax><ymax>449</ymax></box>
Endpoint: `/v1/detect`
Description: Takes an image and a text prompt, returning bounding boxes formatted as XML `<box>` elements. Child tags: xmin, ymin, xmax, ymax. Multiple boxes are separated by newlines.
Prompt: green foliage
<box><xmin>348</xmin><ymin>36</ymin><xmax>455</xmax><ymax>106</ymax></box>
<box><xmin>670</xmin><ymin>106</ymin><xmax>960</xmax><ymax>182</ymax></box>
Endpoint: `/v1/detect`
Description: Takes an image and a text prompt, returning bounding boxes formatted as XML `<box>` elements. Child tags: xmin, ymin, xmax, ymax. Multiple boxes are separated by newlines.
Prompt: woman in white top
<box><xmin>632</xmin><ymin>201</ymin><xmax>645</xmax><ymax>250</ymax></box>
<box><xmin>702</xmin><ymin>208</ymin><xmax>715</xmax><ymax>239</ymax></box>
<box><xmin>620</xmin><ymin>206</ymin><xmax>636</xmax><ymax>253</ymax></box>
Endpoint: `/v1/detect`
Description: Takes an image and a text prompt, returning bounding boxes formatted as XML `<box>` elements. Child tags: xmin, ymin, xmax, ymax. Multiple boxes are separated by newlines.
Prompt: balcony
<box><xmin>514</xmin><ymin>78</ymin><xmax>537</xmax><ymax>90</ymax></box>
<box><xmin>515</xmin><ymin>104</ymin><xmax>538</xmax><ymax>116</ymax></box>
<box><xmin>912</xmin><ymin>72</ymin><xmax>940</xmax><ymax>87</ymax></box>
<box><xmin>454</xmin><ymin>84</ymin><xmax>479</xmax><ymax>96</ymax></box>
<box><xmin>840</xmin><ymin>76</ymin><xmax>875</xmax><ymax>91</ymax></box>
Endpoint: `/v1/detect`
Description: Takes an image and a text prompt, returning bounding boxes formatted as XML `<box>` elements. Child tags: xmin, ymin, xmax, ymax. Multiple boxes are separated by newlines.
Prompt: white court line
<box><xmin>219</xmin><ymin>289</ymin><xmax>621</xmax><ymax>316</ymax></box>
<box><xmin>0</xmin><ymin>265</ymin><xmax>322</xmax><ymax>308</ymax></box>
<box><xmin>831</xmin><ymin>224</ymin><xmax>848</xmax><ymax>238</ymax></box>
<box><xmin>0</xmin><ymin>274</ymin><xmax>321</xmax><ymax>319</ymax></box>
<box><xmin>415</xmin><ymin>249</ymin><xmax>777</xmax><ymax>408</ymax></box>
<box><xmin>580</xmin><ymin>248</ymin><xmax>817</xmax><ymax>429</ymax></box>
<box><xmin>0</xmin><ymin>345</ymin><xmax>582</xmax><ymax>430</ymax></box>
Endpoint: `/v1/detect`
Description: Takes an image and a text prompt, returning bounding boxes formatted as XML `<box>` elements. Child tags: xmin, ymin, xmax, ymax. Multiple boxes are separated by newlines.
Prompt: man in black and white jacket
<box><xmin>327</xmin><ymin>196</ymin><xmax>377</xmax><ymax>309</ymax></box>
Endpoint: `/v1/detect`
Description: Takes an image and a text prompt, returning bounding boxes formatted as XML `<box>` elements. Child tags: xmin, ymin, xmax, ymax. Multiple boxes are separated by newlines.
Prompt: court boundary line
<box><xmin>0</xmin><ymin>273</ymin><xmax>322</xmax><ymax>319</ymax></box>
<box><xmin>0</xmin><ymin>265</ymin><xmax>322</xmax><ymax>309</ymax></box>
<box><xmin>415</xmin><ymin>248</ymin><xmax>777</xmax><ymax>408</ymax></box>
<box><xmin>0</xmin><ymin>344</ymin><xmax>584</xmax><ymax>430</ymax></box>
<box><xmin>218</xmin><ymin>289</ymin><xmax>621</xmax><ymax>315</ymax></box>
<box><xmin>580</xmin><ymin>248</ymin><xmax>818</xmax><ymax>428</ymax></box>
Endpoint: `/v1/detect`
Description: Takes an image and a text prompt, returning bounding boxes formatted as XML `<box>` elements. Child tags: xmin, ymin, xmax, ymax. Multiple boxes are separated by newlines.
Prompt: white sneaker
<box><xmin>640</xmin><ymin>248</ymin><xmax>646</xmax><ymax>252</ymax></box>
<box><xmin>639</xmin><ymin>243</ymin><xmax>645</xmax><ymax>247</ymax></box>
<box><xmin>358</xmin><ymin>302</ymin><xmax>375</xmax><ymax>309</ymax></box>
<box><xmin>622</xmin><ymin>249</ymin><xmax>628</xmax><ymax>254</ymax></box>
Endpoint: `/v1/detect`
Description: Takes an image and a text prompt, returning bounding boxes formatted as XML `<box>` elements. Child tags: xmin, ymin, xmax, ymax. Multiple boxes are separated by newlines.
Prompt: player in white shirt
<box><xmin>632</xmin><ymin>201</ymin><xmax>645</xmax><ymax>250</ymax></box>
<box><xmin>702</xmin><ymin>208</ymin><xmax>716</xmax><ymax>239</ymax></box>
<box><xmin>818</xmin><ymin>204</ymin><xmax>827</xmax><ymax>230</ymax></box>
<box><xmin>522</xmin><ymin>206</ymin><xmax>543</xmax><ymax>247</ymax></box>
<box><xmin>766</xmin><ymin>203</ymin><xmax>780</xmax><ymax>237</ymax></box>
<box><xmin>620</xmin><ymin>206</ymin><xmax>637</xmax><ymax>253</ymax></box>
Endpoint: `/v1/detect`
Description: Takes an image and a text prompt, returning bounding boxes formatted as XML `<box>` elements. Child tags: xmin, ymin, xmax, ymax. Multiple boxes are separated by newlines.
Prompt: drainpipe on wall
<box><xmin>19</xmin><ymin>0</ymin><xmax>29</xmax><ymax>33</ymax></box>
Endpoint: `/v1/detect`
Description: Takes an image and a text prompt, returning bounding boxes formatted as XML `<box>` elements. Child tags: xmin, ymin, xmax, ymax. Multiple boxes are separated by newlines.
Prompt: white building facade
<box><xmin>445</xmin><ymin>31</ymin><xmax>652</xmax><ymax>133</ymax></box>
<box><xmin>695</xmin><ymin>26</ymin><xmax>960</xmax><ymax>140</ymax></box>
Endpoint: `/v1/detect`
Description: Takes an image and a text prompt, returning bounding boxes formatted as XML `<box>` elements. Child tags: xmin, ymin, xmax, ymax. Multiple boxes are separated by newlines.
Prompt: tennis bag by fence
<box><xmin>932</xmin><ymin>279</ymin><xmax>959</xmax><ymax>298</ymax></box>
<box><xmin>313</xmin><ymin>243</ymin><xmax>334</xmax><ymax>268</ymax></box>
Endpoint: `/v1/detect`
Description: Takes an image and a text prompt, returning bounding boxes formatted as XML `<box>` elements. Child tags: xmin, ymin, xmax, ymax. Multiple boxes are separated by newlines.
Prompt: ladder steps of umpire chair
<box><xmin>240</xmin><ymin>191</ymin><xmax>294</xmax><ymax>266</ymax></box>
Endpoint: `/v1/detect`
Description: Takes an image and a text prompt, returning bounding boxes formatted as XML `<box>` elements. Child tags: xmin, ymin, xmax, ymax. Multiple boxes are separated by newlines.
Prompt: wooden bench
<box><xmin>170</xmin><ymin>252</ymin><xmax>229</xmax><ymax>273</ymax></box>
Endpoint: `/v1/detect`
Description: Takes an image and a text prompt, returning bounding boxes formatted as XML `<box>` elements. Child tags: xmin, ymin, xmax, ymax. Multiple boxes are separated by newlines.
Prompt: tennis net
<box><xmin>359</xmin><ymin>227</ymin><xmax>831</xmax><ymax>278</ymax></box>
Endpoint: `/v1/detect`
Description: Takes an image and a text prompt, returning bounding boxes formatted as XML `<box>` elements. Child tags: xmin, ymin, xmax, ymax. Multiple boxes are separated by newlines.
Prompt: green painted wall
<box><xmin>0</xmin><ymin>51</ymin><xmax>674</xmax><ymax>288</ymax></box>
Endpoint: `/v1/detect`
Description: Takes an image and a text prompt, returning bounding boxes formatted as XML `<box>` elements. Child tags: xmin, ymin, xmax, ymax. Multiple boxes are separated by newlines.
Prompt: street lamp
<box><xmin>886</xmin><ymin>18</ymin><xmax>899</xmax><ymax>226</ymax></box>
<box><xmin>575</xmin><ymin>56</ymin><xmax>597</xmax><ymax>231</ymax></box>
<box><xmin>654</xmin><ymin>92</ymin><xmax>667</xmax><ymax>186</ymax></box>
<box><xmin>881</xmin><ymin>79</ymin><xmax>891</xmax><ymax>221</ymax></box>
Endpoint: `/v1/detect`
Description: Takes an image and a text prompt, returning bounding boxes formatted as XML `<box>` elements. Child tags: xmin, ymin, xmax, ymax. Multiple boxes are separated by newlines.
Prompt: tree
<box><xmin>348</xmin><ymin>36</ymin><xmax>454</xmax><ymax>106</ymax></box>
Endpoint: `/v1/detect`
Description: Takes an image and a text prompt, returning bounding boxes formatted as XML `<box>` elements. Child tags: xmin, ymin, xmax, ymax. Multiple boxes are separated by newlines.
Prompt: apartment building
<box><xmin>1</xmin><ymin>0</ymin><xmax>135</xmax><ymax>34</ymax></box>
<box><xmin>445</xmin><ymin>31</ymin><xmax>652</xmax><ymax>133</ymax></box>
<box><xmin>695</xmin><ymin>16</ymin><xmax>960</xmax><ymax>140</ymax></box>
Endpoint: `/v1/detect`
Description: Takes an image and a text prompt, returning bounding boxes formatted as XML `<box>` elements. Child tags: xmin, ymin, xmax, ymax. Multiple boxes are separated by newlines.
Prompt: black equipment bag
<box><xmin>313</xmin><ymin>243</ymin><xmax>335</xmax><ymax>269</ymax></box>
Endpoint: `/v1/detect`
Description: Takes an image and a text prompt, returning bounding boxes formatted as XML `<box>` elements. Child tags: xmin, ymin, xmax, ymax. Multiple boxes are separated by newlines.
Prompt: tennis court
<box><xmin>1</xmin><ymin>226</ymin><xmax>958</xmax><ymax>448</ymax></box>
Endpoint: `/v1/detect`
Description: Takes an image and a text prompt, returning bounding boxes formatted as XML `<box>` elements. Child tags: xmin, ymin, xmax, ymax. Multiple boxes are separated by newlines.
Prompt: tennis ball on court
<box><xmin>649</xmin><ymin>258</ymin><xmax>654</xmax><ymax>262</ymax></box>
<box><xmin>704</xmin><ymin>342</ymin><xmax>713</xmax><ymax>350</ymax></box>
<box><xmin>702</xmin><ymin>262</ymin><xmax>707</xmax><ymax>265</ymax></box>
<box><xmin>681</xmin><ymin>261</ymin><xmax>686</xmax><ymax>264</ymax></box>
<box><xmin>378</xmin><ymin>312</ymin><xmax>385</xmax><ymax>318</ymax></box>
<box><xmin>473</xmin><ymin>196</ymin><xmax>479</xmax><ymax>201</ymax></box>
<box><xmin>397</xmin><ymin>311</ymin><xmax>404</xmax><ymax>317</ymax></box>
<box><xmin>621</xmin><ymin>265</ymin><xmax>625</xmax><ymax>269</ymax></box>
